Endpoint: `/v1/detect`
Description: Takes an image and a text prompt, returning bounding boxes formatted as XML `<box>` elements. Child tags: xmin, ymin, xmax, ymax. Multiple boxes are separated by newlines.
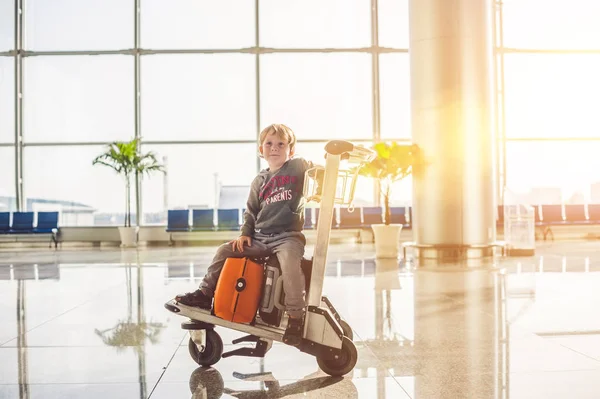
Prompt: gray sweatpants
<box><xmin>199</xmin><ymin>231</ymin><xmax>306</xmax><ymax>318</ymax></box>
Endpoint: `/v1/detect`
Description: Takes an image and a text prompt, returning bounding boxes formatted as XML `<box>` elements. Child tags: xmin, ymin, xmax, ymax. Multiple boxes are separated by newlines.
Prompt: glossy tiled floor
<box><xmin>1</xmin><ymin>241</ymin><xmax>600</xmax><ymax>398</ymax></box>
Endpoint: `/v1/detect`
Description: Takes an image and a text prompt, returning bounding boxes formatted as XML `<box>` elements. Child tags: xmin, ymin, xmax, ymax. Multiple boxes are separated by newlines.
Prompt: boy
<box><xmin>175</xmin><ymin>124</ymin><xmax>314</xmax><ymax>346</ymax></box>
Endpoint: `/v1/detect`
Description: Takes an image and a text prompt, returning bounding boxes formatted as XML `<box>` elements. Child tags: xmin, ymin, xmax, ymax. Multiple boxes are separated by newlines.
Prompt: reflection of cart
<box><xmin>189</xmin><ymin>367</ymin><xmax>359</xmax><ymax>399</ymax></box>
<box><xmin>165</xmin><ymin>140</ymin><xmax>375</xmax><ymax>377</ymax></box>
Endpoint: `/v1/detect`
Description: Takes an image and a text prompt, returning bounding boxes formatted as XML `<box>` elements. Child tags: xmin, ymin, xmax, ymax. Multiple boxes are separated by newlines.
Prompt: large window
<box><xmin>23</xmin><ymin>56</ymin><xmax>134</xmax><ymax>143</ymax></box>
<box><xmin>141</xmin><ymin>144</ymin><xmax>258</xmax><ymax>224</ymax></box>
<box><xmin>9</xmin><ymin>0</ymin><xmax>600</xmax><ymax>226</ymax></box>
<box><xmin>141</xmin><ymin>54</ymin><xmax>256</xmax><ymax>141</ymax></box>
<box><xmin>141</xmin><ymin>0</ymin><xmax>255</xmax><ymax>49</ymax></box>
<box><xmin>259</xmin><ymin>0</ymin><xmax>370</xmax><ymax>48</ymax></box>
<box><xmin>504</xmin><ymin>54</ymin><xmax>600</xmax><ymax>139</ymax></box>
<box><xmin>505</xmin><ymin>141</ymin><xmax>600</xmax><ymax>203</ymax></box>
<box><xmin>378</xmin><ymin>0</ymin><xmax>409</xmax><ymax>49</ymax></box>
<box><xmin>23</xmin><ymin>0</ymin><xmax>133</xmax><ymax>51</ymax></box>
<box><xmin>502</xmin><ymin>0</ymin><xmax>600</xmax><ymax>50</ymax></box>
<box><xmin>23</xmin><ymin>146</ymin><xmax>127</xmax><ymax>226</ymax></box>
<box><xmin>260</xmin><ymin>54</ymin><xmax>372</xmax><ymax>140</ymax></box>
<box><xmin>379</xmin><ymin>53</ymin><xmax>411</xmax><ymax>139</ymax></box>
<box><xmin>0</xmin><ymin>147</ymin><xmax>15</xmax><ymax>211</ymax></box>
<box><xmin>0</xmin><ymin>0</ymin><xmax>13</xmax><ymax>51</ymax></box>
<box><xmin>0</xmin><ymin>57</ymin><xmax>14</xmax><ymax>143</ymax></box>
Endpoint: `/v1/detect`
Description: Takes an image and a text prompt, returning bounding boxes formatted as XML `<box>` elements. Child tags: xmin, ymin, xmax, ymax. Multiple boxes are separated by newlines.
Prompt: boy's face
<box><xmin>259</xmin><ymin>133</ymin><xmax>294</xmax><ymax>170</ymax></box>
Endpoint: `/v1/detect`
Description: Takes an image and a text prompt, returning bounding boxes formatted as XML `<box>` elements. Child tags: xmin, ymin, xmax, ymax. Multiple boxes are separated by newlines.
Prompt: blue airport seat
<box><xmin>217</xmin><ymin>209</ymin><xmax>240</xmax><ymax>231</ymax></box>
<box><xmin>191</xmin><ymin>209</ymin><xmax>215</xmax><ymax>231</ymax></box>
<box><xmin>389</xmin><ymin>207</ymin><xmax>407</xmax><ymax>226</ymax></box>
<box><xmin>539</xmin><ymin>204</ymin><xmax>564</xmax><ymax>241</ymax></box>
<box><xmin>362</xmin><ymin>206</ymin><xmax>382</xmax><ymax>227</ymax></box>
<box><xmin>564</xmin><ymin>204</ymin><xmax>588</xmax><ymax>224</ymax></box>
<box><xmin>34</xmin><ymin>211</ymin><xmax>59</xmax><ymax>233</ymax></box>
<box><xmin>541</xmin><ymin>204</ymin><xmax>564</xmax><ymax>225</ymax></box>
<box><xmin>304</xmin><ymin>208</ymin><xmax>313</xmax><ymax>230</ymax></box>
<box><xmin>314</xmin><ymin>208</ymin><xmax>337</xmax><ymax>228</ymax></box>
<box><xmin>166</xmin><ymin>210</ymin><xmax>190</xmax><ymax>232</ymax></box>
<box><xmin>588</xmin><ymin>204</ymin><xmax>600</xmax><ymax>223</ymax></box>
<box><xmin>9</xmin><ymin>212</ymin><xmax>34</xmax><ymax>234</ymax></box>
<box><xmin>0</xmin><ymin>212</ymin><xmax>9</xmax><ymax>234</ymax></box>
<box><xmin>337</xmin><ymin>207</ymin><xmax>362</xmax><ymax>229</ymax></box>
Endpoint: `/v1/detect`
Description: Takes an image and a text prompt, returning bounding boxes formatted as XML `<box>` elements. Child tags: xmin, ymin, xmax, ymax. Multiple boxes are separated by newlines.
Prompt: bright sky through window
<box><xmin>1</xmin><ymin>0</ymin><xmax>600</xmax><ymax>223</ymax></box>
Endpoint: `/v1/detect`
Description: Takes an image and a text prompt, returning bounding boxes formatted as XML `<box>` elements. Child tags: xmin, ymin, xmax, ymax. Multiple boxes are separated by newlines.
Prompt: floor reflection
<box><xmin>9</xmin><ymin>263</ymin><xmax>60</xmax><ymax>399</ymax></box>
<box><xmin>16</xmin><ymin>280</ymin><xmax>29</xmax><ymax>399</ymax></box>
<box><xmin>188</xmin><ymin>366</ymin><xmax>357</xmax><ymax>399</ymax></box>
<box><xmin>94</xmin><ymin>254</ymin><xmax>166</xmax><ymax>399</ymax></box>
<box><xmin>0</xmin><ymin>263</ymin><xmax>60</xmax><ymax>281</ymax></box>
<box><xmin>3</xmin><ymin>243</ymin><xmax>600</xmax><ymax>398</ymax></box>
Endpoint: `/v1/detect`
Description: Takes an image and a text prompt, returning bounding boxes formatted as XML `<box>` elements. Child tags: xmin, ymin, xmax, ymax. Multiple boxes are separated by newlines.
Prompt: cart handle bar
<box><xmin>324</xmin><ymin>140</ymin><xmax>376</xmax><ymax>164</ymax></box>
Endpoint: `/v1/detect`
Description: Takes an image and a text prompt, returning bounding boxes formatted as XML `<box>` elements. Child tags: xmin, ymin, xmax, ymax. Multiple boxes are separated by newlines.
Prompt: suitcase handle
<box><xmin>274</xmin><ymin>278</ymin><xmax>285</xmax><ymax>311</ymax></box>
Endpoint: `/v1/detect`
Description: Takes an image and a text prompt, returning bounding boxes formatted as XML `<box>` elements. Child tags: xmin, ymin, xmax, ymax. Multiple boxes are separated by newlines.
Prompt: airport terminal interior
<box><xmin>2</xmin><ymin>0</ymin><xmax>600</xmax><ymax>398</ymax></box>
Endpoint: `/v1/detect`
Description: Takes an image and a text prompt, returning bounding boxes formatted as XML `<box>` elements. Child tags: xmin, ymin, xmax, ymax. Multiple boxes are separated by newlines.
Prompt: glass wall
<box><xmin>259</xmin><ymin>0</ymin><xmax>370</xmax><ymax>48</ymax></box>
<box><xmin>0</xmin><ymin>0</ymin><xmax>14</xmax><ymax>51</ymax></box>
<box><xmin>502</xmin><ymin>0</ymin><xmax>600</xmax><ymax>50</ymax></box>
<box><xmin>379</xmin><ymin>53</ymin><xmax>411</xmax><ymax>139</ymax></box>
<box><xmin>503</xmin><ymin>54</ymin><xmax>600</xmax><ymax>140</ymax></box>
<box><xmin>23</xmin><ymin>146</ymin><xmax>127</xmax><ymax>224</ymax></box>
<box><xmin>2</xmin><ymin>0</ymin><xmax>599</xmax><ymax>226</ymax></box>
<box><xmin>141</xmin><ymin>54</ymin><xmax>256</xmax><ymax>141</ymax></box>
<box><xmin>260</xmin><ymin>53</ymin><xmax>372</xmax><ymax>140</ymax></box>
<box><xmin>23</xmin><ymin>0</ymin><xmax>133</xmax><ymax>51</ymax></box>
<box><xmin>500</xmin><ymin>0</ymin><xmax>600</xmax><ymax>203</ymax></box>
<box><xmin>1</xmin><ymin>0</ymin><xmax>411</xmax><ymax>226</ymax></box>
<box><xmin>141</xmin><ymin>144</ymin><xmax>258</xmax><ymax>224</ymax></box>
<box><xmin>0</xmin><ymin>147</ymin><xmax>16</xmax><ymax>212</ymax></box>
<box><xmin>23</xmin><ymin>56</ymin><xmax>134</xmax><ymax>143</ymax></box>
<box><xmin>141</xmin><ymin>0</ymin><xmax>255</xmax><ymax>49</ymax></box>
<box><xmin>0</xmin><ymin>57</ymin><xmax>14</xmax><ymax>144</ymax></box>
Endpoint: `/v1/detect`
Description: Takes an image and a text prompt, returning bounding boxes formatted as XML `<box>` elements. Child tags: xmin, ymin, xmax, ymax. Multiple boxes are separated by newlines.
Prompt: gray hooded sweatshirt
<box><xmin>241</xmin><ymin>157</ymin><xmax>312</xmax><ymax>237</ymax></box>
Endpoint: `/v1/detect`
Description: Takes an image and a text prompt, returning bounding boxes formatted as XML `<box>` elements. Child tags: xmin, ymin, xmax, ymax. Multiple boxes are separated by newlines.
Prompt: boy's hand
<box><xmin>232</xmin><ymin>235</ymin><xmax>252</xmax><ymax>252</ymax></box>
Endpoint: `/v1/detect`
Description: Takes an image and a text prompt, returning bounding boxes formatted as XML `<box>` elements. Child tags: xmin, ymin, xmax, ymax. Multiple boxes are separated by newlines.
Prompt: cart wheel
<box><xmin>188</xmin><ymin>330</ymin><xmax>223</xmax><ymax>367</ymax></box>
<box><xmin>317</xmin><ymin>337</ymin><xmax>358</xmax><ymax>377</ymax></box>
<box><xmin>339</xmin><ymin>320</ymin><xmax>354</xmax><ymax>341</ymax></box>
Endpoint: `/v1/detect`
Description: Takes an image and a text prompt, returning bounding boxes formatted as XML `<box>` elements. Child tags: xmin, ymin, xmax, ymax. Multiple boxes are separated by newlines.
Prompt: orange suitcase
<box><xmin>213</xmin><ymin>257</ymin><xmax>264</xmax><ymax>324</ymax></box>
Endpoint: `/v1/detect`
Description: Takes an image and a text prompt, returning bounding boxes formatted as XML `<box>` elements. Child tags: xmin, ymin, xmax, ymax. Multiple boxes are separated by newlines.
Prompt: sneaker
<box><xmin>283</xmin><ymin>316</ymin><xmax>304</xmax><ymax>347</ymax></box>
<box><xmin>175</xmin><ymin>289</ymin><xmax>212</xmax><ymax>310</ymax></box>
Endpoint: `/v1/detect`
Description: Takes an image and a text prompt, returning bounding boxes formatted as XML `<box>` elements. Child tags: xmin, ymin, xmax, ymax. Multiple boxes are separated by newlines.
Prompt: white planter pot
<box><xmin>371</xmin><ymin>224</ymin><xmax>403</xmax><ymax>259</ymax></box>
<box><xmin>118</xmin><ymin>226</ymin><xmax>139</xmax><ymax>247</ymax></box>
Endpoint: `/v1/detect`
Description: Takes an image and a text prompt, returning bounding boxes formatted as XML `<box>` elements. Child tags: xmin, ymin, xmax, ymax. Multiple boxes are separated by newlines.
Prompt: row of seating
<box><xmin>498</xmin><ymin>204</ymin><xmax>600</xmax><ymax>225</ymax></box>
<box><xmin>517</xmin><ymin>204</ymin><xmax>600</xmax><ymax>241</ymax></box>
<box><xmin>166</xmin><ymin>207</ymin><xmax>414</xmax><ymax>233</ymax></box>
<box><xmin>168</xmin><ymin>204</ymin><xmax>600</xmax><ymax>233</ymax></box>
<box><xmin>0</xmin><ymin>211</ymin><xmax>60</xmax><ymax>248</ymax></box>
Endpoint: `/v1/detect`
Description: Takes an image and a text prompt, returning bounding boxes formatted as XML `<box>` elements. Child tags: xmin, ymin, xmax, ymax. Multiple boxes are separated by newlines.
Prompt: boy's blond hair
<box><xmin>259</xmin><ymin>124</ymin><xmax>297</xmax><ymax>152</ymax></box>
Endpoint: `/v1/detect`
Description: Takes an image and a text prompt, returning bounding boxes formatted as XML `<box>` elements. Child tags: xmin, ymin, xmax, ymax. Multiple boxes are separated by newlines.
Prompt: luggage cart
<box><xmin>164</xmin><ymin>140</ymin><xmax>375</xmax><ymax>376</ymax></box>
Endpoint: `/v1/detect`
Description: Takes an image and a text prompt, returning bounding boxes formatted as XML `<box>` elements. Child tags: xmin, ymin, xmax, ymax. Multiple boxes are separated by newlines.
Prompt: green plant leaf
<box><xmin>356</xmin><ymin>141</ymin><xmax>423</xmax><ymax>224</ymax></box>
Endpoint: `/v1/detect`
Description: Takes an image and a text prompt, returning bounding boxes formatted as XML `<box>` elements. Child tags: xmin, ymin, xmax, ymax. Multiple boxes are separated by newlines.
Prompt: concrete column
<box><xmin>409</xmin><ymin>0</ymin><xmax>496</xmax><ymax>259</ymax></box>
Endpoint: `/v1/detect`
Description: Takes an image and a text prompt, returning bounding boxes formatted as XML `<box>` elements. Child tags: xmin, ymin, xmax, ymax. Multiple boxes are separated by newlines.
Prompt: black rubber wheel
<box><xmin>317</xmin><ymin>337</ymin><xmax>358</xmax><ymax>377</ymax></box>
<box><xmin>188</xmin><ymin>330</ymin><xmax>223</xmax><ymax>367</ymax></box>
<box><xmin>189</xmin><ymin>367</ymin><xmax>224</xmax><ymax>399</ymax></box>
<box><xmin>339</xmin><ymin>320</ymin><xmax>354</xmax><ymax>340</ymax></box>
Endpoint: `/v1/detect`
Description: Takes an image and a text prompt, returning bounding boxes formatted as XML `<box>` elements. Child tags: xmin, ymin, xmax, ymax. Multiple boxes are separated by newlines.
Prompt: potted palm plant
<box><xmin>357</xmin><ymin>142</ymin><xmax>421</xmax><ymax>258</ymax></box>
<box><xmin>93</xmin><ymin>138</ymin><xmax>165</xmax><ymax>247</ymax></box>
